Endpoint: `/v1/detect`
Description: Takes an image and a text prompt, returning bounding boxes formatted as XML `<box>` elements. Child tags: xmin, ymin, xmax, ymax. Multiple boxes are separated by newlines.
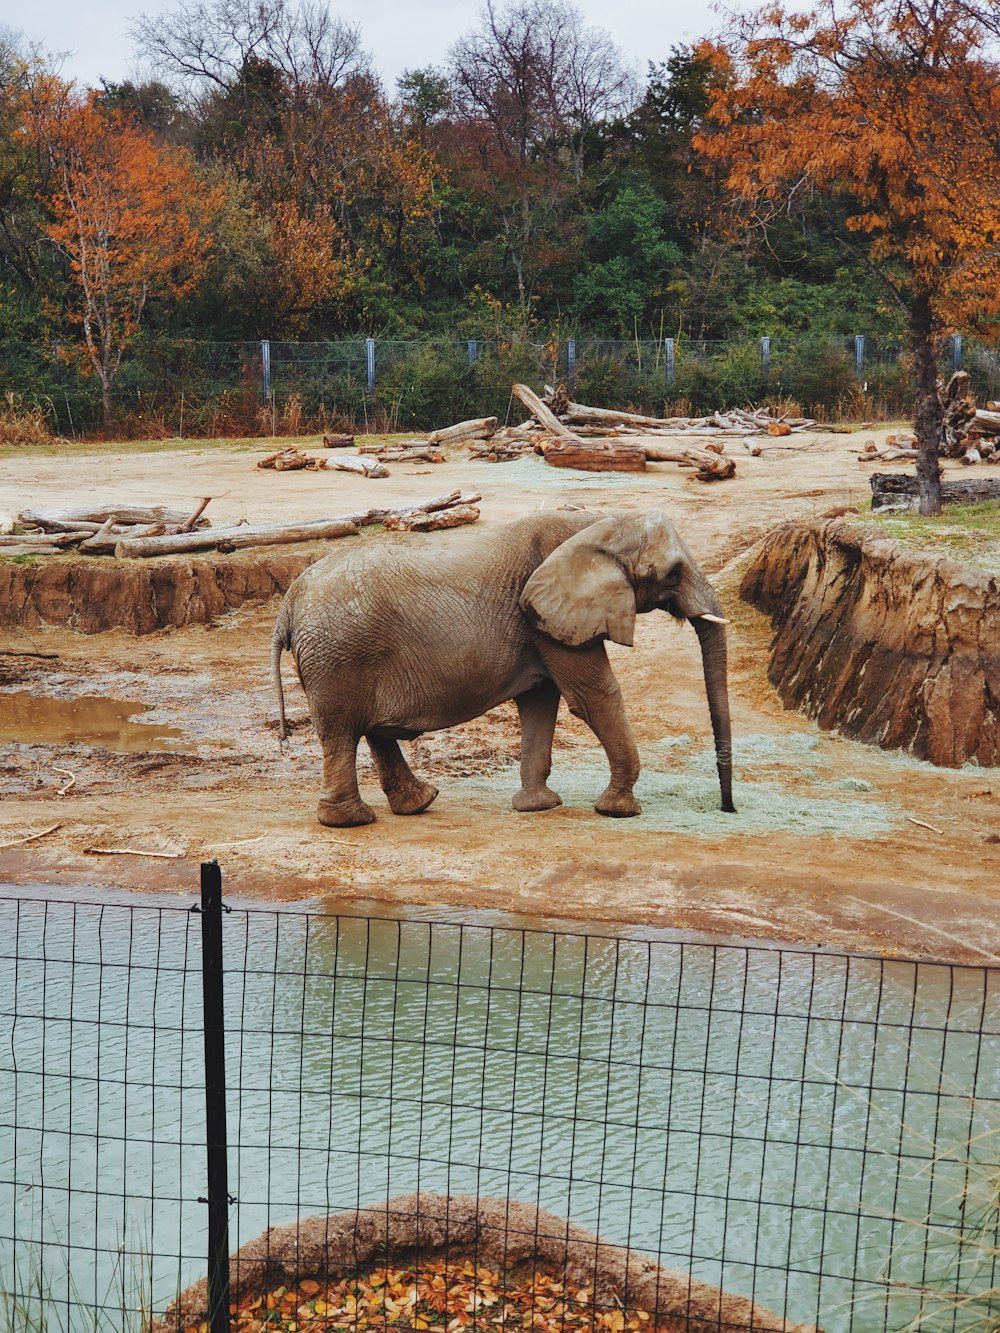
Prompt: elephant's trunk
<box><xmin>692</xmin><ymin>616</ymin><xmax>736</xmax><ymax>813</ymax></box>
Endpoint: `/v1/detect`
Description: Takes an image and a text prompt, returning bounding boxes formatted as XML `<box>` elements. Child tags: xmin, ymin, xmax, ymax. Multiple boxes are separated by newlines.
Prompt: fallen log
<box><xmin>540</xmin><ymin>439</ymin><xmax>647</xmax><ymax>472</ymax></box>
<box><xmin>871</xmin><ymin>472</ymin><xmax>1000</xmax><ymax>510</ymax></box>
<box><xmin>19</xmin><ymin>505</ymin><xmax>211</xmax><ymax>529</ymax></box>
<box><xmin>326</xmin><ymin>455</ymin><xmax>389</xmax><ymax>478</ymax></box>
<box><xmin>114</xmin><ymin>491</ymin><xmax>481</xmax><ymax>557</ymax></box>
<box><xmin>116</xmin><ymin>518</ymin><xmax>360</xmax><ymax>557</ymax></box>
<box><xmin>322</xmin><ymin>433</ymin><xmax>355</xmax><ymax>448</ymax></box>
<box><xmin>427</xmin><ymin>417</ymin><xmax>497</xmax><ymax>446</ymax></box>
<box><xmin>0</xmin><ymin>542</ymin><xmax>83</xmax><ymax>556</ymax></box>
<box><xmin>369</xmin><ymin>447</ymin><xmax>445</xmax><ymax>464</ymax></box>
<box><xmin>383</xmin><ymin>504</ymin><xmax>480</xmax><ymax>532</ymax></box>
<box><xmin>559</xmin><ymin>402</ymin><xmax>694</xmax><ymax>430</ymax></box>
<box><xmin>0</xmin><ymin>531</ymin><xmax>91</xmax><ymax>548</ymax></box>
<box><xmin>642</xmin><ymin>446</ymin><xmax>736</xmax><ymax>480</ymax></box>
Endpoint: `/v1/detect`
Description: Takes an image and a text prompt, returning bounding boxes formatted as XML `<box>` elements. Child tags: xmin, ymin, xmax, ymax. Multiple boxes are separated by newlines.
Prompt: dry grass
<box><xmin>0</xmin><ymin>392</ymin><xmax>54</xmax><ymax>445</ymax></box>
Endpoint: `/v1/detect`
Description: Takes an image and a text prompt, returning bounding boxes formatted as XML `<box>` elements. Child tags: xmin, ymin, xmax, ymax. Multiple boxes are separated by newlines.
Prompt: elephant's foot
<box><xmin>385</xmin><ymin>778</ymin><xmax>439</xmax><ymax>816</ymax></box>
<box><xmin>317</xmin><ymin>795</ymin><xmax>376</xmax><ymax>827</ymax></box>
<box><xmin>512</xmin><ymin>784</ymin><xmax>563</xmax><ymax>813</ymax></box>
<box><xmin>595</xmin><ymin>787</ymin><xmax>642</xmax><ymax>818</ymax></box>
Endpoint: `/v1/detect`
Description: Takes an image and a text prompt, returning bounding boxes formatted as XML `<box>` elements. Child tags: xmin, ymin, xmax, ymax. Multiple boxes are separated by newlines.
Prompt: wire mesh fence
<box><xmin>3</xmin><ymin>333</ymin><xmax>989</xmax><ymax>439</ymax></box>
<box><xmin>2</xmin><ymin>870</ymin><xmax>999</xmax><ymax>1332</ymax></box>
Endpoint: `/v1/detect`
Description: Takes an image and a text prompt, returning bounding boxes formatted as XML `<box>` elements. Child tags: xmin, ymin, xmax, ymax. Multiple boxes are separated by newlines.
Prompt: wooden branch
<box><xmin>84</xmin><ymin>846</ymin><xmax>182</xmax><ymax>859</ymax></box>
<box><xmin>179</xmin><ymin>497</ymin><xmax>212</xmax><ymax>532</ymax></box>
<box><xmin>0</xmin><ymin>648</ymin><xmax>59</xmax><ymax>659</ymax></box>
<box><xmin>512</xmin><ymin>385</ymin><xmax>581</xmax><ymax>441</ymax></box>
<box><xmin>0</xmin><ymin>821</ymin><xmax>62</xmax><ymax>849</ymax></box>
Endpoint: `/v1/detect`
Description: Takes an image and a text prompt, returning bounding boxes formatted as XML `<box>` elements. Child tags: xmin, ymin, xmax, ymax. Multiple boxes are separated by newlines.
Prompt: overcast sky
<box><xmin>17</xmin><ymin>0</ymin><xmax>725</xmax><ymax>93</ymax></box>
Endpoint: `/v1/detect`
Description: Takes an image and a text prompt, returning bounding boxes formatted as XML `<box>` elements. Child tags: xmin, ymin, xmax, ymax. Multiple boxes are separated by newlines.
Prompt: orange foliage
<box><xmin>696</xmin><ymin>2</ymin><xmax>1000</xmax><ymax>330</ymax></box>
<box><xmin>199</xmin><ymin>1260</ymin><xmax>653</xmax><ymax>1333</ymax></box>
<box><xmin>696</xmin><ymin>0</ymin><xmax>1000</xmax><ymax>510</ymax></box>
<box><xmin>37</xmin><ymin>85</ymin><xmax>219</xmax><ymax>421</ymax></box>
<box><xmin>232</xmin><ymin>79</ymin><xmax>437</xmax><ymax>327</ymax></box>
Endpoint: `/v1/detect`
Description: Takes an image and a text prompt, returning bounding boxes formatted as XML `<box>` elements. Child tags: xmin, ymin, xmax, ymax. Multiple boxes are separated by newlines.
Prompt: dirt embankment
<box><xmin>740</xmin><ymin>517</ymin><xmax>1000</xmax><ymax>766</ymax></box>
<box><xmin>1</xmin><ymin>548</ymin><xmax>319</xmax><ymax>634</ymax></box>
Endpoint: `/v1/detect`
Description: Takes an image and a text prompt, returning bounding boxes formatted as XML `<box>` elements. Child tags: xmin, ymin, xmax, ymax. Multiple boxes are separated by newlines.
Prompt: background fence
<box><xmin>2</xmin><ymin>869</ymin><xmax>999</xmax><ymax>1332</ymax></box>
<box><xmin>7</xmin><ymin>333</ymin><xmax>1000</xmax><ymax>439</ymax></box>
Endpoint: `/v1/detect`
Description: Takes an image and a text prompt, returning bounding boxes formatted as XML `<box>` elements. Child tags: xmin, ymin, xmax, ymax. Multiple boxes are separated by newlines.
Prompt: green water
<box><xmin>1</xmin><ymin>890</ymin><xmax>998</xmax><ymax>1332</ymax></box>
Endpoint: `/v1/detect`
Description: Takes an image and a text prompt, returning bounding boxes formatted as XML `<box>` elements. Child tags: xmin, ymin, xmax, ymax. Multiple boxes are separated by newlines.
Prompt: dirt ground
<box><xmin>2</xmin><ymin>431</ymin><xmax>1000</xmax><ymax>964</ymax></box>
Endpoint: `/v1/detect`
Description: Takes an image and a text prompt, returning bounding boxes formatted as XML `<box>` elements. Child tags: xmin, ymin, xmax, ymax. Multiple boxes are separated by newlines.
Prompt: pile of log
<box><xmin>2</xmin><ymin>502</ymin><xmax>213</xmax><ymax>558</ymax></box>
<box><xmin>257</xmin><ymin>447</ymin><xmax>389</xmax><ymax>478</ymax></box>
<box><xmin>540</xmin><ymin>385</ymin><xmax>815</xmax><ymax>436</ymax></box>
<box><xmin>258</xmin><ymin>447</ymin><xmax>327</xmax><ymax>471</ymax></box>
<box><xmin>2</xmin><ymin>492</ymin><xmax>481</xmax><ymax>559</ymax></box>
<box><xmin>853</xmin><ymin>436</ymin><xmax>920</xmax><ymax>465</ymax></box>
<box><xmin>935</xmin><ymin>372</ymin><xmax>1000</xmax><ymax>465</ymax></box>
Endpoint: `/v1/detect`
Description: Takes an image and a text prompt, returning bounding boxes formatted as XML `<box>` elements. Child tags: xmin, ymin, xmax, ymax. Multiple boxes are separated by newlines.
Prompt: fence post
<box><xmin>761</xmin><ymin>336</ymin><xmax>770</xmax><ymax>379</ymax></box>
<box><xmin>567</xmin><ymin>339</ymin><xmax>576</xmax><ymax>388</ymax></box>
<box><xmin>665</xmin><ymin>338</ymin><xmax>675</xmax><ymax>388</ymax></box>
<box><xmin>952</xmin><ymin>334</ymin><xmax>963</xmax><ymax>373</ymax></box>
<box><xmin>855</xmin><ymin>335</ymin><xmax>865</xmax><ymax>380</ymax></box>
<box><xmin>200</xmin><ymin>860</ymin><xmax>231</xmax><ymax>1333</ymax></box>
<box><xmin>467</xmin><ymin>339</ymin><xmax>478</xmax><ymax>368</ymax></box>
<box><xmin>366</xmin><ymin>337</ymin><xmax>376</xmax><ymax>394</ymax></box>
<box><xmin>261</xmin><ymin>340</ymin><xmax>271</xmax><ymax>403</ymax></box>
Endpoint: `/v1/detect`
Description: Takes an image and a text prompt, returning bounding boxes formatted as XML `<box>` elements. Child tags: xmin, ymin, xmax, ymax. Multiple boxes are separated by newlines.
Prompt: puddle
<box><xmin>0</xmin><ymin>692</ymin><xmax>194</xmax><ymax>752</ymax></box>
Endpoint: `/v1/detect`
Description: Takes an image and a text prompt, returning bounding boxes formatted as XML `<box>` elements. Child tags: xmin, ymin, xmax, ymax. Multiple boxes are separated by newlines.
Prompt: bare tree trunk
<box><xmin>910</xmin><ymin>293</ymin><xmax>943</xmax><ymax>515</ymax></box>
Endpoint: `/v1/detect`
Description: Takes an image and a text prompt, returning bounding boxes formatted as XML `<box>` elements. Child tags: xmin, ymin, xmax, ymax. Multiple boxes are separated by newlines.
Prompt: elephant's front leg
<box><xmin>367</xmin><ymin>736</ymin><xmax>438</xmax><ymax>816</ymax></box>
<box><xmin>513</xmin><ymin>681</ymin><xmax>563</xmax><ymax>812</ymax></box>
<box><xmin>541</xmin><ymin>645</ymin><xmax>641</xmax><ymax>817</ymax></box>
<box><xmin>317</xmin><ymin>732</ymin><xmax>377</xmax><ymax>827</ymax></box>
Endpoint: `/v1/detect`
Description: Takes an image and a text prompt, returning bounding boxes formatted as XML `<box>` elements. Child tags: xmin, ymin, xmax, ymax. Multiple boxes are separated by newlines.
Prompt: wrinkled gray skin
<box><xmin>272</xmin><ymin>509</ymin><xmax>735</xmax><ymax>827</ymax></box>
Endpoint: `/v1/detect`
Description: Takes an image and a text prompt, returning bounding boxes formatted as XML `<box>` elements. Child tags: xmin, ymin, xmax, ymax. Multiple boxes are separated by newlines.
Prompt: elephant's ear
<box><xmin>520</xmin><ymin>526</ymin><xmax>637</xmax><ymax>647</ymax></box>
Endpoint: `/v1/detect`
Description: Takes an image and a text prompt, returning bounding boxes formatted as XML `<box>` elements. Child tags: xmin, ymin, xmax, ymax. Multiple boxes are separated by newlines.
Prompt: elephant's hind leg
<box><xmin>368</xmin><ymin>736</ymin><xmax>439</xmax><ymax>816</ymax></box>
<box><xmin>317</xmin><ymin>732</ymin><xmax>376</xmax><ymax>827</ymax></box>
<box><xmin>512</xmin><ymin>681</ymin><xmax>563</xmax><ymax>812</ymax></box>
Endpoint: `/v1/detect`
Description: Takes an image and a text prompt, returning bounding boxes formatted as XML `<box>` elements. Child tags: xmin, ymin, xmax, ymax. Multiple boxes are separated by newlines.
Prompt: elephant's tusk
<box><xmin>697</xmin><ymin>613</ymin><xmax>730</xmax><ymax>624</ymax></box>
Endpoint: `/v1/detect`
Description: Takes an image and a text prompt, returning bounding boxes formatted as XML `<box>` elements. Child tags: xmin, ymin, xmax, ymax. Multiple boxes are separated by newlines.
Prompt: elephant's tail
<box><xmin>271</xmin><ymin>607</ymin><xmax>291</xmax><ymax>741</ymax></box>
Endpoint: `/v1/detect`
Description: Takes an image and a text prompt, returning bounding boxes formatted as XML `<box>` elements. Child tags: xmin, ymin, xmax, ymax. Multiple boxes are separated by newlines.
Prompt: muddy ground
<box><xmin>2</xmin><ymin>431</ymin><xmax>999</xmax><ymax>963</ymax></box>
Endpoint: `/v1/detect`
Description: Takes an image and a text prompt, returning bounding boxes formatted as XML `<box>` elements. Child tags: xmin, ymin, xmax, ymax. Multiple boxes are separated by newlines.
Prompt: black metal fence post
<box><xmin>200</xmin><ymin>860</ymin><xmax>231</xmax><ymax>1332</ymax></box>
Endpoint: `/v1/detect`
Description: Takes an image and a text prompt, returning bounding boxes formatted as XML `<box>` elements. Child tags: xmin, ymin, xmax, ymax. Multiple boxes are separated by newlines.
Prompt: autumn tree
<box><xmin>37</xmin><ymin>87</ymin><xmax>218</xmax><ymax>425</ymax></box>
<box><xmin>445</xmin><ymin>0</ymin><xmax>636</xmax><ymax>308</ymax></box>
<box><xmin>698</xmin><ymin>0</ymin><xmax>1000</xmax><ymax>513</ymax></box>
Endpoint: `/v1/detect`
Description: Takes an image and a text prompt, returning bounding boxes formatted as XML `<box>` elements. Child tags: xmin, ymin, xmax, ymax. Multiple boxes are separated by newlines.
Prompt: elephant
<box><xmin>271</xmin><ymin>508</ymin><xmax>735</xmax><ymax>827</ymax></box>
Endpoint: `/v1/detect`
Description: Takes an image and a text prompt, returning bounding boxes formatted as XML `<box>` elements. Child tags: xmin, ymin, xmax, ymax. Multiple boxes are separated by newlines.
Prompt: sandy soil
<box><xmin>2</xmin><ymin>431</ymin><xmax>999</xmax><ymax>964</ymax></box>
